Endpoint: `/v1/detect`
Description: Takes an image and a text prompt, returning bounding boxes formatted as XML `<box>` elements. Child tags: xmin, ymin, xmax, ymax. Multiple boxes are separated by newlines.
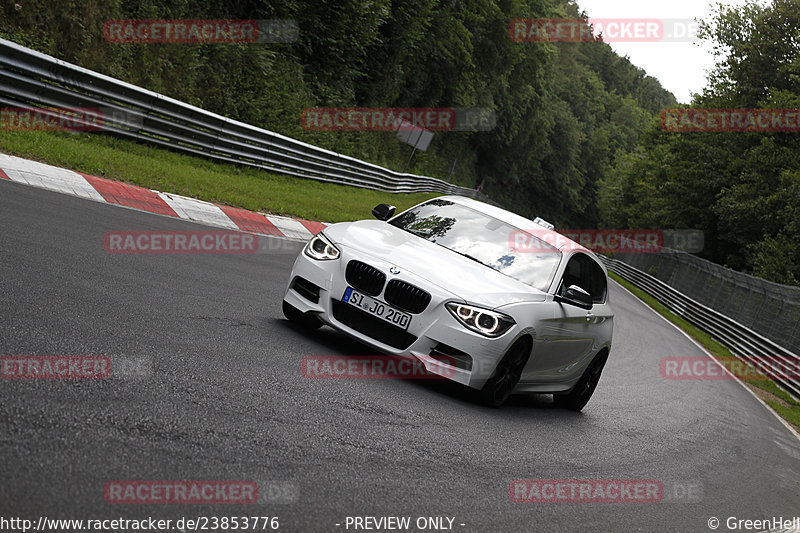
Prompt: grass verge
<box><xmin>609</xmin><ymin>271</ymin><xmax>800</xmax><ymax>432</ymax></box>
<box><xmin>0</xmin><ymin>130</ymin><xmax>439</xmax><ymax>223</ymax></box>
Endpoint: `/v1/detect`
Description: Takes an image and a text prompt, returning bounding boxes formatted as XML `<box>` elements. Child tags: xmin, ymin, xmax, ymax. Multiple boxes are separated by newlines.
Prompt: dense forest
<box><xmin>2</xmin><ymin>0</ymin><xmax>797</xmax><ymax>284</ymax></box>
<box><xmin>0</xmin><ymin>0</ymin><xmax>673</xmax><ymax>230</ymax></box>
<box><xmin>600</xmin><ymin>0</ymin><xmax>800</xmax><ymax>285</ymax></box>
<box><xmin>600</xmin><ymin>0</ymin><xmax>800</xmax><ymax>284</ymax></box>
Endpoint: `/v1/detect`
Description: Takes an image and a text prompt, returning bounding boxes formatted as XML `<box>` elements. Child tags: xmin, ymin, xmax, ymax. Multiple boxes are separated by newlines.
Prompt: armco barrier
<box><xmin>0</xmin><ymin>38</ymin><xmax>485</xmax><ymax>198</ymax></box>
<box><xmin>601</xmin><ymin>255</ymin><xmax>800</xmax><ymax>400</ymax></box>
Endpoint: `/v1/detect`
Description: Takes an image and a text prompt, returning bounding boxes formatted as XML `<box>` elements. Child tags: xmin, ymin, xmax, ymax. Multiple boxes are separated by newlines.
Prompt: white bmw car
<box><xmin>283</xmin><ymin>196</ymin><xmax>613</xmax><ymax>409</ymax></box>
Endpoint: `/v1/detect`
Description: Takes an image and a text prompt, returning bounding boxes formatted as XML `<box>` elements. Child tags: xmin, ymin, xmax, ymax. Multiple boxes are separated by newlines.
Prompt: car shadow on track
<box><xmin>276</xmin><ymin>318</ymin><xmax>583</xmax><ymax>416</ymax></box>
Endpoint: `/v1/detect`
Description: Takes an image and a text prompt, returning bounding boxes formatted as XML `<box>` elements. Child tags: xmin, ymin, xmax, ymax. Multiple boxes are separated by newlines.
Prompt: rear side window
<box><xmin>558</xmin><ymin>253</ymin><xmax>607</xmax><ymax>304</ymax></box>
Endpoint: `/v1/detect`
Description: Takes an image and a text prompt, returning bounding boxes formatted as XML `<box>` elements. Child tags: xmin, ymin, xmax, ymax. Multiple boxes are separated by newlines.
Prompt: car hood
<box><xmin>324</xmin><ymin>220</ymin><xmax>549</xmax><ymax>307</ymax></box>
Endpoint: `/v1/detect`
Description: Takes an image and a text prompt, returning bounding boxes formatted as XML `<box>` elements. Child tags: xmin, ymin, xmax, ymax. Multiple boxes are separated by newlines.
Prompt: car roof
<box><xmin>432</xmin><ymin>195</ymin><xmax>594</xmax><ymax>255</ymax></box>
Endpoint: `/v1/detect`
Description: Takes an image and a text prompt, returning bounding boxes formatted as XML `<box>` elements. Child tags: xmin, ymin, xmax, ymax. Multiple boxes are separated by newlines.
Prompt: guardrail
<box><xmin>0</xmin><ymin>38</ymin><xmax>486</xmax><ymax>199</ymax></box>
<box><xmin>601</xmin><ymin>256</ymin><xmax>800</xmax><ymax>400</ymax></box>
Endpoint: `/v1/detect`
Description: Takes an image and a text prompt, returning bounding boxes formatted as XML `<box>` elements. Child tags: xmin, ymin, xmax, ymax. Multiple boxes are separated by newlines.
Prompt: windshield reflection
<box><xmin>389</xmin><ymin>199</ymin><xmax>561</xmax><ymax>291</ymax></box>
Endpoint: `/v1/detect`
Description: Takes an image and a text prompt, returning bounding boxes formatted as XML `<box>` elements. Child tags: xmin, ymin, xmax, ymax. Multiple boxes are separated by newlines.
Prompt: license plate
<box><xmin>342</xmin><ymin>287</ymin><xmax>411</xmax><ymax>330</ymax></box>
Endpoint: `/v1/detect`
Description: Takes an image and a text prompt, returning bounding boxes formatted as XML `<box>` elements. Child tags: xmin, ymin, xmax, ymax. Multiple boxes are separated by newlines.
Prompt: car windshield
<box><xmin>389</xmin><ymin>199</ymin><xmax>561</xmax><ymax>291</ymax></box>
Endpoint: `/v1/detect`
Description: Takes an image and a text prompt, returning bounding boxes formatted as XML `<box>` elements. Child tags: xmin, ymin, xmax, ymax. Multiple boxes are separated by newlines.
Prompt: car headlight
<box><xmin>304</xmin><ymin>232</ymin><xmax>340</xmax><ymax>261</ymax></box>
<box><xmin>445</xmin><ymin>302</ymin><xmax>515</xmax><ymax>337</ymax></box>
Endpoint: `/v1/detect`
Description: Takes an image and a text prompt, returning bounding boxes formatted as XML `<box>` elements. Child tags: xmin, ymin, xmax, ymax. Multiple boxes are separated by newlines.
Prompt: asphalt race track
<box><xmin>2</xmin><ymin>179</ymin><xmax>800</xmax><ymax>532</ymax></box>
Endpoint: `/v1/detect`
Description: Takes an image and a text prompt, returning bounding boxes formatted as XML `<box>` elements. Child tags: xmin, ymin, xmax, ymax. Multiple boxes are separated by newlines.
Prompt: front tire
<box><xmin>282</xmin><ymin>300</ymin><xmax>322</xmax><ymax>330</ymax></box>
<box><xmin>478</xmin><ymin>338</ymin><xmax>531</xmax><ymax>407</ymax></box>
<box><xmin>554</xmin><ymin>350</ymin><xmax>608</xmax><ymax>412</ymax></box>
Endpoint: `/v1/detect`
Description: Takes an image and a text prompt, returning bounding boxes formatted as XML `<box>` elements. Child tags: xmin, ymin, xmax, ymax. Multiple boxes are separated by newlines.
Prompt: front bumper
<box><xmin>282</xmin><ymin>246</ymin><xmax>518</xmax><ymax>389</ymax></box>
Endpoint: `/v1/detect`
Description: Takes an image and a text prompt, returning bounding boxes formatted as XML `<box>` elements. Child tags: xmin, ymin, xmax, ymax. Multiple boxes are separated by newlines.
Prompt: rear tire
<box><xmin>478</xmin><ymin>338</ymin><xmax>531</xmax><ymax>407</ymax></box>
<box><xmin>282</xmin><ymin>300</ymin><xmax>322</xmax><ymax>330</ymax></box>
<box><xmin>554</xmin><ymin>350</ymin><xmax>608</xmax><ymax>412</ymax></box>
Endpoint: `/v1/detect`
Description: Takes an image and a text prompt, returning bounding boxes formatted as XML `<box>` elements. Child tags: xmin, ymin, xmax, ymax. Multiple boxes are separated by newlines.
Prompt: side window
<box><xmin>558</xmin><ymin>255</ymin><xmax>586</xmax><ymax>296</ymax></box>
<box><xmin>558</xmin><ymin>253</ymin><xmax>607</xmax><ymax>304</ymax></box>
<box><xmin>587</xmin><ymin>259</ymin><xmax>607</xmax><ymax>304</ymax></box>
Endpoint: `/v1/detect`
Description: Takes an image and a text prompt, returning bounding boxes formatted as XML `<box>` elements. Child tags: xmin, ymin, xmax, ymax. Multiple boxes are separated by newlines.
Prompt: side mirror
<box><xmin>554</xmin><ymin>284</ymin><xmax>593</xmax><ymax>310</ymax></box>
<box><xmin>372</xmin><ymin>204</ymin><xmax>396</xmax><ymax>221</ymax></box>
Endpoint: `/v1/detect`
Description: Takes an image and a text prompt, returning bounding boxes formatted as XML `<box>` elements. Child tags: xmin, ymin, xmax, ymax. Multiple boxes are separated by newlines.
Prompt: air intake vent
<box><xmin>345</xmin><ymin>260</ymin><xmax>386</xmax><ymax>296</ymax></box>
<box><xmin>384</xmin><ymin>279</ymin><xmax>431</xmax><ymax>314</ymax></box>
<box><xmin>291</xmin><ymin>276</ymin><xmax>321</xmax><ymax>304</ymax></box>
